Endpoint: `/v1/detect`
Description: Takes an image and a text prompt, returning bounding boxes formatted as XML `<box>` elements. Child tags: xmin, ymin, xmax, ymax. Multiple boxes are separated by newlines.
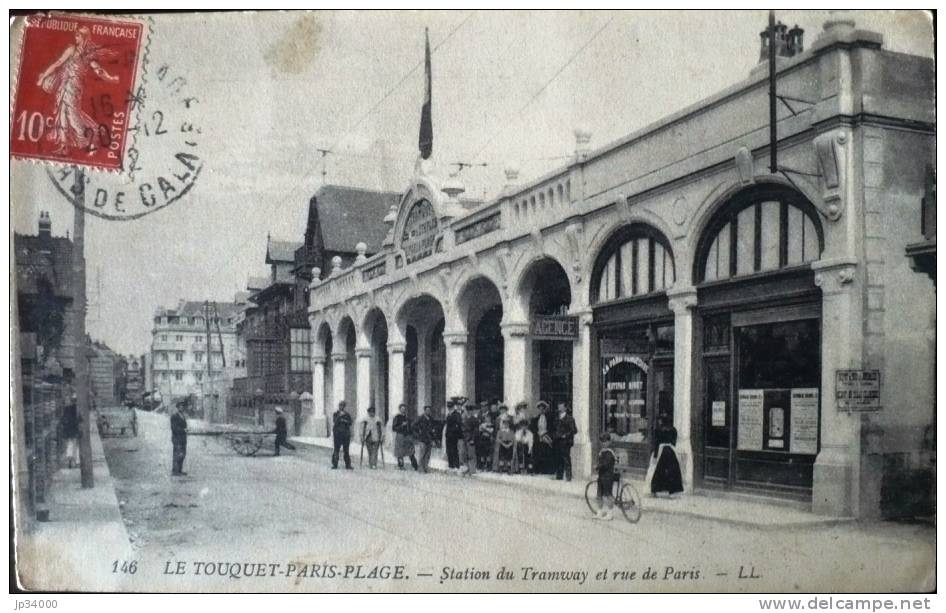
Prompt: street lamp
<box><xmin>254</xmin><ymin>387</ymin><xmax>264</xmax><ymax>426</ymax></box>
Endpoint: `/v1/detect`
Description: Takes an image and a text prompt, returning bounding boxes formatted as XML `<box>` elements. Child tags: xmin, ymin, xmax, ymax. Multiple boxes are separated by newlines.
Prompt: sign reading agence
<box><xmin>836</xmin><ymin>369</ymin><xmax>882</xmax><ymax>412</ymax></box>
<box><xmin>531</xmin><ymin>315</ymin><xmax>579</xmax><ymax>340</ymax></box>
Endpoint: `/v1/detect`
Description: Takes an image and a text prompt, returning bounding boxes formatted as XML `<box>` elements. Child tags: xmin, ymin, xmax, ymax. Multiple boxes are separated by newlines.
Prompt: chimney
<box><xmin>503</xmin><ymin>164</ymin><xmax>520</xmax><ymax>190</ymax></box>
<box><xmin>574</xmin><ymin>126</ymin><xmax>592</xmax><ymax>160</ymax></box>
<box><xmin>758</xmin><ymin>20</ymin><xmax>804</xmax><ymax>63</ymax></box>
<box><xmin>38</xmin><ymin>211</ymin><xmax>51</xmax><ymax>239</ymax></box>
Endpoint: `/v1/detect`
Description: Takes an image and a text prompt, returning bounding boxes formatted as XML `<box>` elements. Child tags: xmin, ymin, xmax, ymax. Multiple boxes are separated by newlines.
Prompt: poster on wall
<box><xmin>790</xmin><ymin>388</ymin><xmax>820</xmax><ymax>454</ymax></box>
<box><xmin>737</xmin><ymin>389</ymin><xmax>764</xmax><ymax>451</ymax></box>
<box><xmin>711</xmin><ymin>400</ymin><xmax>726</xmax><ymax>427</ymax></box>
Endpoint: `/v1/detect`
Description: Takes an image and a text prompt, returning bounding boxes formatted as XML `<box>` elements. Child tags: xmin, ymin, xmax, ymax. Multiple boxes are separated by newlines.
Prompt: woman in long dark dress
<box><xmin>650</xmin><ymin>416</ymin><xmax>684</xmax><ymax>496</ymax></box>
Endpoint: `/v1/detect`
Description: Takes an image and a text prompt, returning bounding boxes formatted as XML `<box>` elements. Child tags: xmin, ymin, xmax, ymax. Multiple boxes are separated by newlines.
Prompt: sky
<box><xmin>10</xmin><ymin>10</ymin><xmax>934</xmax><ymax>356</ymax></box>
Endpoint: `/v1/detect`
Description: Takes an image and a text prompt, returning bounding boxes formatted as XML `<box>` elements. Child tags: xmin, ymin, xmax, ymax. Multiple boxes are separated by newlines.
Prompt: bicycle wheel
<box><xmin>618</xmin><ymin>483</ymin><xmax>642</xmax><ymax>523</ymax></box>
<box><xmin>584</xmin><ymin>481</ymin><xmax>598</xmax><ymax>516</ymax></box>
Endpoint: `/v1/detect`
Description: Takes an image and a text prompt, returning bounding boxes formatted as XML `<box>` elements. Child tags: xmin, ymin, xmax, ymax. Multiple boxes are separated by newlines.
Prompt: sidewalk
<box><xmin>14</xmin><ymin>423</ymin><xmax>133</xmax><ymax>591</ymax></box>
<box><xmin>291</xmin><ymin>435</ymin><xmax>854</xmax><ymax>529</ymax></box>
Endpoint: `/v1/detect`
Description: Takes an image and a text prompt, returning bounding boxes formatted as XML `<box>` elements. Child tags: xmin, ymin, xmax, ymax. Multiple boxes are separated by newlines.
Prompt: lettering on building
<box><xmin>400</xmin><ymin>199</ymin><xmax>438</xmax><ymax>264</ymax></box>
<box><xmin>362</xmin><ymin>261</ymin><xmax>386</xmax><ymax>282</ymax></box>
<box><xmin>530</xmin><ymin>315</ymin><xmax>579</xmax><ymax>340</ymax></box>
<box><xmin>836</xmin><ymin>369</ymin><xmax>882</xmax><ymax>412</ymax></box>
<box><xmin>455</xmin><ymin>213</ymin><xmax>501</xmax><ymax>245</ymax></box>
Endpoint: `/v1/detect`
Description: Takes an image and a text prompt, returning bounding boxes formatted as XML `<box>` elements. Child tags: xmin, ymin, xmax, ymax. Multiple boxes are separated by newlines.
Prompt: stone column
<box><xmin>309</xmin><ymin>356</ymin><xmax>326</xmax><ymax>437</ymax></box>
<box><xmin>386</xmin><ymin>341</ymin><xmax>406</xmax><ymax>446</ymax></box>
<box><xmin>501</xmin><ymin>322</ymin><xmax>531</xmax><ymax>406</ymax></box>
<box><xmin>812</xmin><ymin>258</ymin><xmax>862</xmax><ymax>516</ymax></box>
<box><xmin>570</xmin><ymin>309</ymin><xmax>594</xmax><ymax>478</ymax></box>
<box><xmin>331</xmin><ymin>351</ymin><xmax>347</xmax><ymax>413</ymax></box>
<box><xmin>355</xmin><ymin>346</ymin><xmax>372</xmax><ymax>422</ymax></box>
<box><xmin>668</xmin><ymin>285</ymin><xmax>698</xmax><ymax>493</ymax></box>
<box><xmin>443</xmin><ymin>331</ymin><xmax>469</xmax><ymax>400</ymax></box>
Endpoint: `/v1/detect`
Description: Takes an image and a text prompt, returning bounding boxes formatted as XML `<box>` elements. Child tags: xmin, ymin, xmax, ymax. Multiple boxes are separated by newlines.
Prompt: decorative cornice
<box><xmin>667</xmin><ymin>285</ymin><xmax>698</xmax><ymax>314</ymax></box>
<box><xmin>812</xmin><ymin>257</ymin><xmax>858</xmax><ymax>294</ymax></box>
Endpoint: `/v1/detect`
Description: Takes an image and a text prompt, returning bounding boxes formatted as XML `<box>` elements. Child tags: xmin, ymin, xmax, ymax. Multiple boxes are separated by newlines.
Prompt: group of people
<box><xmin>327</xmin><ymin>397</ymin><xmax>579</xmax><ymax>480</ymax></box>
<box><xmin>166</xmin><ymin>395</ymin><xmax>685</xmax><ymax>513</ymax></box>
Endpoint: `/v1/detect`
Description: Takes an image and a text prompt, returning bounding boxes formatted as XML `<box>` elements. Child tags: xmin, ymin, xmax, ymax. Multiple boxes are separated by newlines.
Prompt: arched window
<box><xmin>591</xmin><ymin>224</ymin><xmax>676</xmax><ymax>304</ymax></box>
<box><xmin>696</xmin><ymin>184</ymin><xmax>823</xmax><ymax>284</ymax></box>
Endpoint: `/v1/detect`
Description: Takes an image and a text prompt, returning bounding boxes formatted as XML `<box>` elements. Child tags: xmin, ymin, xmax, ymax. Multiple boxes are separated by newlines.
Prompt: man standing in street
<box><xmin>412</xmin><ymin>405</ymin><xmax>434</xmax><ymax>473</ymax></box>
<box><xmin>170</xmin><ymin>402</ymin><xmax>188</xmax><ymax>476</ymax></box>
<box><xmin>461</xmin><ymin>403</ymin><xmax>479</xmax><ymax>477</ymax></box>
<box><xmin>331</xmin><ymin>400</ymin><xmax>353</xmax><ymax>470</ymax></box>
<box><xmin>444</xmin><ymin>400</ymin><xmax>463</xmax><ymax>472</ymax></box>
<box><xmin>552</xmin><ymin>401</ymin><xmax>578</xmax><ymax>481</ymax></box>
<box><xmin>392</xmin><ymin>403</ymin><xmax>418</xmax><ymax>470</ymax></box>
<box><xmin>273</xmin><ymin>407</ymin><xmax>296</xmax><ymax>456</ymax></box>
<box><xmin>360</xmin><ymin>406</ymin><xmax>384</xmax><ymax>469</ymax></box>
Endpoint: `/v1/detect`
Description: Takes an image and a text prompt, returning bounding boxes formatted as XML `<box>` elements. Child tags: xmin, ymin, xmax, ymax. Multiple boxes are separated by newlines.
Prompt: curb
<box><xmin>290</xmin><ymin>437</ymin><xmax>854</xmax><ymax>530</ymax></box>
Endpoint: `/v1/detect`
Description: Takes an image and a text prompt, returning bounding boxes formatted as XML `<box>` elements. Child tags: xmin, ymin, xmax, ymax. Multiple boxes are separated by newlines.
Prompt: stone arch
<box><xmin>688</xmin><ymin>175</ymin><xmax>824</xmax><ymax>266</ymax></box>
<box><xmin>587</xmin><ymin>220</ymin><xmax>677</xmax><ymax>306</ymax></box>
<box><xmin>584</xmin><ymin>209</ymin><xmax>678</xmax><ymax>302</ymax></box>
<box><xmin>691</xmin><ymin>181</ymin><xmax>825</xmax><ymax>286</ymax></box>
<box><xmin>455</xmin><ymin>275</ymin><xmax>505</xmax><ymax>403</ymax></box>
<box><xmin>509</xmin><ymin>254</ymin><xmax>572</xmax><ymax>323</ymax></box>
<box><xmin>393</xmin><ymin>293</ymin><xmax>448</xmax><ymax>417</ymax></box>
<box><xmin>361</xmin><ymin>307</ymin><xmax>391</xmax><ymax>422</ymax></box>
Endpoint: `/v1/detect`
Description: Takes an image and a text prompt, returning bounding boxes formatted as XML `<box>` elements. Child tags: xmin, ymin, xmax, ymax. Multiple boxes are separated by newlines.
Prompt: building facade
<box><xmin>150</xmin><ymin>299</ymin><xmax>243</xmax><ymax>417</ymax></box>
<box><xmin>14</xmin><ymin>211</ymin><xmax>79</xmax><ymax>518</ymax></box>
<box><xmin>229</xmin><ymin>185</ymin><xmax>400</xmax><ymax>433</ymax></box>
<box><xmin>305</xmin><ymin>20</ymin><xmax>934</xmax><ymax>518</ymax></box>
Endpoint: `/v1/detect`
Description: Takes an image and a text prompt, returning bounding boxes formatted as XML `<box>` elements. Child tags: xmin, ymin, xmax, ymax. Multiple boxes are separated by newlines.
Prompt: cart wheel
<box><xmin>229</xmin><ymin>434</ymin><xmax>263</xmax><ymax>456</ymax></box>
<box><xmin>618</xmin><ymin>483</ymin><xmax>642</xmax><ymax>523</ymax></box>
<box><xmin>584</xmin><ymin>481</ymin><xmax>598</xmax><ymax>516</ymax></box>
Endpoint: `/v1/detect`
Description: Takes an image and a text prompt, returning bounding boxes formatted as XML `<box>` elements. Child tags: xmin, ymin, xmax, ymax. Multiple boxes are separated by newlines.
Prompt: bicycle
<box><xmin>585</xmin><ymin>472</ymin><xmax>642</xmax><ymax>523</ymax></box>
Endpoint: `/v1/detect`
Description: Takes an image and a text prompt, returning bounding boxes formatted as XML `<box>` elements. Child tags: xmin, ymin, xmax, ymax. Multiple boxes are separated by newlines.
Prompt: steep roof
<box><xmin>247</xmin><ymin>276</ymin><xmax>269</xmax><ymax>292</ymax></box>
<box><xmin>266</xmin><ymin>239</ymin><xmax>303</xmax><ymax>264</ymax></box>
<box><xmin>313</xmin><ymin>185</ymin><xmax>400</xmax><ymax>253</ymax></box>
<box><xmin>14</xmin><ymin>233</ymin><xmax>74</xmax><ymax>297</ymax></box>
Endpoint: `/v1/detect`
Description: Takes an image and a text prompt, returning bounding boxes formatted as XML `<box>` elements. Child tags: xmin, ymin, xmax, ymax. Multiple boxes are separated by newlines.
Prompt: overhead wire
<box><xmin>467</xmin><ymin>15</ymin><xmax>615</xmax><ymax>163</ymax></box>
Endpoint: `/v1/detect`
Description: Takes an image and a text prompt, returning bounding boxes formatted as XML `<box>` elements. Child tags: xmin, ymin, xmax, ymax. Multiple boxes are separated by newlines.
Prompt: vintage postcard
<box><xmin>9</xmin><ymin>9</ymin><xmax>936</xmax><ymax>595</ymax></box>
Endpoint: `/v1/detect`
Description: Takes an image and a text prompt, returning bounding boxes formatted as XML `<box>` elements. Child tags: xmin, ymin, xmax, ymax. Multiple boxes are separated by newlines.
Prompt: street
<box><xmin>100</xmin><ymin>411</ymin><xmax>934</xmax><ymax>593</ymax></box>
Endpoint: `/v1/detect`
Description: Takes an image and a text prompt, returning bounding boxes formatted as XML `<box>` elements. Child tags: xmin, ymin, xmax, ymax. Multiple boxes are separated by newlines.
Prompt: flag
<box><xmin>418</xmin><ymin>28</ymin><xmax>433</xmax><ymax>160</ymax></box>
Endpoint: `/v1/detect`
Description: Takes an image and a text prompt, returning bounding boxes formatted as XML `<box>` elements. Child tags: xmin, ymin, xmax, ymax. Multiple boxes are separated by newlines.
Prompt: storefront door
<box><xmin>538</xmin><ymin>340</ymin><xmax>572</xmax><ymax>409</ymax></box>
<box><xmin>700</xmin><ymin>307</ymin><xmax>821</xmax><ymax>496</ymax></box>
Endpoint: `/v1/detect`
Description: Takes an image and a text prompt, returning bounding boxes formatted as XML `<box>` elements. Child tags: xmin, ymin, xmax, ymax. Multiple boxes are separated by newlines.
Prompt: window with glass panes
<box><xmin>591</xmin><ymin>224</ymin><xmax>676</xmax><ymax>305</ymax></box>
<box><xmin>290</xmin><ymin>328</ymin><xmax>311</xmax><ymax>372</ymax></box>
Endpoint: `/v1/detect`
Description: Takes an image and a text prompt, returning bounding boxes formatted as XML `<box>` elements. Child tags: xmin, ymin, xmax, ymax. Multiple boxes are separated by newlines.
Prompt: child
<box><xmin>477</xmin><ymin>414</ymin><xmax>495</xmax><ymax>470</ymax></box>
<box><xmin>496</xmin><ymin>421</ymin><xmax>516</xmax><ymax>474</ymax></box>
<box><xmin>514</xmin><ymin>421</ymin><xmax>534</xmax><ymax>474</ymax></box>
<box><xmin>595</xmin><ymin>431</ymin><xmax>618</xmax><ymax>521</ymax></box>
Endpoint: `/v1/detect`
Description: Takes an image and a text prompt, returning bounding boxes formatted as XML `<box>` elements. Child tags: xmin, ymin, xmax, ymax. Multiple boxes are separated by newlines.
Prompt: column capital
<box><xmin>330</xmin><ymin>351</ymin><xmax>348</xmax><ymax>363</ymax></box>
<box><xmin>667</xmin><ymin>285</ymin><xmax>698</xmax><ymax>314</ymax></box>
<box><xmin>442</xmin><ymin>331</ymin><xmax>468</xmax><ymax>345</ymax></box>
<box><xmin>500</xmin><ymin>321</ymin><xmax>530</xmax><ymax>338</ymax></box>
<box><xmin>354</xmin><ymin>346</ymin><xmax>373</xmax><ymax>359</ymax></box>
<box><xmin>812</xmin><ymin>257</ymin><xmax>858</xmax><ymax>295</ymax></box>
<box><xmin>568</xmin><ymin>307</ymin><xmax>594</xmax><ymax>327</ymax></box>
<box><xmin>311</xmin><ymin>355</ymin><xmax>327</xmax><ymax>366</ymax></box>
<box><xmin>387</xmin><ymin>342</ymin><xmax>406</xmax><ymax>354</ymax></box>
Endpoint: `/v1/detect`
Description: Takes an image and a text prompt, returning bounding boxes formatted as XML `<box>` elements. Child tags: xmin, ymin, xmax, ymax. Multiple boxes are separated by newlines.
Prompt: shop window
<box><xmin>697</xmin><ymin>184</ymin><xmax>823</xmax><ymax>284</ymax></box>
<box><xmin>598</xmin><ymin>321</ymin><xmax>674</xmax><ymax>474</ymax></box>
<box><xmin>591</xmin><ymin>224</ymin><xmax>676</xmax><ymax>305</ymax></box>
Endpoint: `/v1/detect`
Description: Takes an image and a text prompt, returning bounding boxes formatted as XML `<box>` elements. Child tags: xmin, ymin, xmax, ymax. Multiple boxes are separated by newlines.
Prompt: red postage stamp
<box><xmin>10</xmin><ymin>13</ymin><xmax>145</xmax><ymax>171</ymax></box>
